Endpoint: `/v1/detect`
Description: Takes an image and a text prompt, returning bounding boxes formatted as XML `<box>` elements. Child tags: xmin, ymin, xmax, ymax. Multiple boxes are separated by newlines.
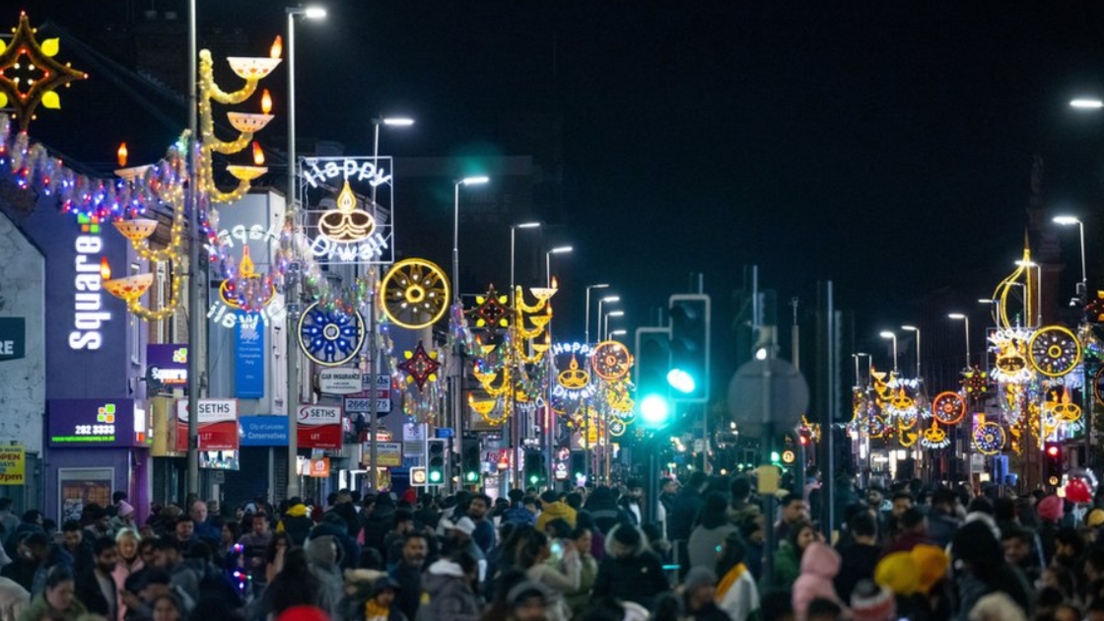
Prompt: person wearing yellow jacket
<box><xmin>276</xmin><ymin>500</ymin><xmax>314</xmax><ymax>546</ymax></box>
<box><xmin>536</xmin><ymin>492</ymin><xmax>577</xmax><ymax>534</ymax></box>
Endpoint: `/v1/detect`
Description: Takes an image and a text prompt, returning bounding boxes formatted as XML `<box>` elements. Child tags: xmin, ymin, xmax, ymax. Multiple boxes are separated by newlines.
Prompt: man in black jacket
<box><xmin>593</xmin><ymin>523</ymin><xmax>670</xmax><ymax>610</ymax></box>
<box><xmin>76</xmin><ymin>536</ymin><xmax>118</xmax><ymax>619</ymax></box>
<box><xmin>834</xmin><ymin>511</ymin><xmax>880</xmax><ymax>602</ymax></box>
<box><xmin>667</xmin><ymin>471</ymin><xmax>709</xmax><ymax>542</ymax></box>
<box><xmin>389</xmin><ymin>532</ymin><xmax>428</xmax><ymax>621</ymax></box>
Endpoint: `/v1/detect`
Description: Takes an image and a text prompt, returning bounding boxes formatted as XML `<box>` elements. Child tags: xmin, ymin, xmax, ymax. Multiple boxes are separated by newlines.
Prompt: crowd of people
<box><xmin>0</xmin><ymin>470</ymin><xmax>1102</xmax><ymax>621</ymax></box>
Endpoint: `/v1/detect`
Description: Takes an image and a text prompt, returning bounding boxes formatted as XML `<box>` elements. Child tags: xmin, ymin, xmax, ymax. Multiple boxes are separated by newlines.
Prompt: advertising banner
<box><xmin>48</xmin><ymin>399</ymin><xmax>142</xmax><ymax>448</ymax></box>
<box><xmin>239</xmin><ymin>416</ymin><xmax>289</xmax><ymax>446</ymax></box>
<box><xmin>235</xmin><ymin>319</ymin><xmax>265</xmax><ymax>398</ymax></box>
<box><xmin>296</xmin><ymin>404</ymin><xmax>343</xmax><ymax>449</ymax></box>
<box><xmin>0</xmin><ymin>446</ymin><xmax>25</xmax><ymax>485</ymax></box>
<box><xmin>319</xmin><ymin>368</ymin><xmax>362</xmax><ymax>395</ymax></box>
<box><xmin>175</xmin><ymin>399</ymin><xmax>239</xmax><ymax>451</ymax></box>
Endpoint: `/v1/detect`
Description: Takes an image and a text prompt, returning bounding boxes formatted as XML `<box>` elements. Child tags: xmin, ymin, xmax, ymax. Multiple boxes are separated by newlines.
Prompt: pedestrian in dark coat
<box><xmin>592</xmin><ymin>524</ymin><xmax>669</xmax><ymax>610</ymax></box>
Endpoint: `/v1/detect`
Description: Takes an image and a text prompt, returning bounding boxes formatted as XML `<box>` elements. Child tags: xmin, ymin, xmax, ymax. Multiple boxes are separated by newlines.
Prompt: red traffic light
<box><xmin>1046</xmin><ymin>445</ymin><xmax>1060</xmax><ymax>458</ymax></box>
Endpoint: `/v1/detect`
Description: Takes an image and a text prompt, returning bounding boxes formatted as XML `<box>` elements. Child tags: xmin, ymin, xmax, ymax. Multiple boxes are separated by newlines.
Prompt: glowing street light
<box><xmin>585</xmin><ymin>284</ymin><xmax>610</xmax><ymax>344</ymax></box>
<box><xmin>545</xmin><ymin>246</ymin><xmax>573</xmax><ymax>286</ymax></box>
<box><xmin>1053</xmin><ymin>215</ymin><xmax>1088</xmax><ymax>299</ymax></box>
<box><xmin>879</xmin><ymin>331</ymin><xmax>898</xmax><ymax>373</ymax></box>
<box><xmin>1070</xmin><ymin>98</ymin><xmax>1104</xmax><ymax>109</ymax></box>
<box><xmin>900</xmin><ymin>325</ymin><xmax>920</xmax><ymax>378</ymax></box>
<box><xmin>948</xmin><ymin>313</ymin><xmax>971</xmax><ymax>367</ymax></box>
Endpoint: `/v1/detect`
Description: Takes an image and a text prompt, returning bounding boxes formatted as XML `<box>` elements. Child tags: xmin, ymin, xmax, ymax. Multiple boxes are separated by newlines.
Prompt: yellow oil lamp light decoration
<box><xmin>100</xmin><ymin>258</ymin><xmax>153</xmax><ymax>303</ymax></box>
<box><xmin>114</xmin><ymin>142</ymin><xmax>153</xmax><ymax>182</ymax></box>
<box><xmin>218</xmin><ymin>245</ymin><xmax>276</xmax><ymax>310</ymax></box>
<box><xmin>226</xmin><ymin>141</ymin><xmax>268</xmax><ymax>182</ymax></box>
<box><xmin>319</xmin><ymin>180</ymin><xmax>376</xmax><ymax>243</ymax></box>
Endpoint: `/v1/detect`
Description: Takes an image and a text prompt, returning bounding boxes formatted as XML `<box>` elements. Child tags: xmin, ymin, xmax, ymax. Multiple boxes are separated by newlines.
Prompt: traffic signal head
<box><xmin>668</xmin><ymin>295</ymin><xmax>710</xmax><ymax>403</ymax></box>
<box><xmin>1047</xmin><ymin>445</ymin><xmax>1060</xmax><ymax>458</ymax></box>
<box><xmin>635</xmin><ymin>327</ymin><xmax>673</xmax><ymax>429</ymax></box>
<box><xmin>461</xmin><ymin>438</ymin><xmax>482</xmax><ymax>485</ymax></box>
<box><xmin>523</xmin><ymin>451</ymin><xmax>544</xmax><ymax>487</ymax></box>
<box><xmin>427</xmin><ymin>439</ymin><xmax>446</xmax><ymax>486</ymax></box>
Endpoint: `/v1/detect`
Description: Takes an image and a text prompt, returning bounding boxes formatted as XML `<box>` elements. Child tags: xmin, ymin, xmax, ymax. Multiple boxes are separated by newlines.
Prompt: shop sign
<box><xmin>0</xmin><ymin>446</ymin><xmax>25</xmax><ymax>485</ymax></box>
<box><xmin>146</xmin><ymin>344</ymin><xmax>188</xmax><ymax>392</ymax></box>
<box><xmin>0</xmin><ymin>318</ymin><xmax>25</xmax><ymax>361</ymax></box>
<box><xmin>319</xmin><ymin>368</ymin><xmax>362</xmax><ymax>395</ymax></box>
<box><xmin>364</xmin><ymin>442</ymin><xmax>402</xmax><ymax>467</ymax></box>
<box><xmin>69</xmin><ymin>214</ymin><xmax>112</xmax><ymax>350</ymax></box>
<box><xmin>297</xmin><ymin>404</ymin><xmax>343</xmax><ymax>449</ymax></box>
<box><xmin>235</xmin><ymin>321</ymin><xmax>265</xmax><ymax>398</ymax></box>
<box><xmin>48</xmin><ymin>399</ymin><xmax>142</xmax><ymax>447</ymax></box>
<box><xmin>309</xmin><ymin>457</ymin><xmax>330</xmax><ymax>478</ymax></box>
<box><xmin>175</xmin><ymin>399</ymin><xmax>239</xmax><ymax>451</ymax></box>
<box><xmin>239</xmin><ymin>416</ymin><xmax>289</xmax><ymax>446</ymax></box>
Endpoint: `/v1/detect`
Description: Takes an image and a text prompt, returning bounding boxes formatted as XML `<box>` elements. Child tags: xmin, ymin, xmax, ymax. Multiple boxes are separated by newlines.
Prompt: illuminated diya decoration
<box><xmin>397</xmin><ymin>341</ymin><xmax>441</xmax><ymax>392</ymax></box>
<box><xmin>227</xmin><ymin>35</ymin><xmax>283</xmax><ymax>79</ymax></box>
<box><xmin>558</xmin><ymin>355</ymin><xmax>591</xmax><ymax>390</ymax></box>
<box><xmin>218</xmin><ymin>246</ymin><xmax>276</xmax><ymax>310</ymax></box>
<box><xmin>592</xmin><ymin>340</ymin><xmax>633</xmax><ymax>381</ymax></box>
<box><xmin>973</xmin><ymin>420</ymin><xmax>1005</xmax><ymax>456</ymax></box>
<box><xmin>0</xmin><ymin>12</ymin><xmax>88</xmax><ymax>130</ymax></box>
<box><xmin>1045</xmin><ymin>387</ymin><xmax>1083</xmax><ymax>423</ymax></box>
<box><xmin>931</xmin><ymin>391</ymin><xmax>966</xmax><ymax>425</ymax></box>
<box><xmin>885</xmin><ymin>388</ymin><xmax>918</xmax><ymax>427</ymax></box>
<box><xmin>898</xmin><ymin>422</ymin><xmax>919</xmax><ymax>447</ymax></box>
<box><xmin>529</xmin><ymin>277</ymin><xmax>559</xmax><ymax>302</ymax></box>
<box><xmin>608</xmin><ymin>418</ymin><xmax>627</xmax><ymax>437</ymax></box>
<box><xmin>100</xmin><ymin>258</ymin><xmax>153</xmax><ymax>302</ymax></box>
<box><xmin>318</xmin><ymin>179</ymin><xmax>376</xmax><ymax>242</ymax></box>
<box><xmin>113</xmin><ymin>143</ymin><xmax>153</xmax><ymax>182</ymax></box>
<box><xmin>227</xmin><ymin>88</ymin><xmax>274</xmax><ymax>133</ymax></box>
<box><xmin>380</xmin><ymin>258</ymin><xmax>450</xmax><ymax>329</ymax></box>
<box><xmin>990</xmin><ymin>331</ymin><xmax>1032</xmax><ymax>384</ymax></box>
<box><xmin>468</xmin><ymin>286</ymin><xmax>510</xmax><ymax>332</ymax></box>
<box><xmin>468</xmin><ymin>393</ymin><xmax>508</xmax><ymax>425</ymax></box>
<box><xmin>297</xmin><ymin>301</ymin><xmax>365</xmax><ymax>367</ymax></box>
<box><xmin>226</xmin><ymin>142</ymin><xmax>269</xmax><ymax>182</ymax></box>
<box><xmin>920</xmin><ymin>421</ymin><xmax>951</xmax><ymax>449</ymax></box>
<box><xmin>1028</xmin><ymin>325</ymin><xmax>1082</xmax><ymax>377</ymax></box>
<box><xmin>112</xmin><ymin>217</ymin><xmax>159</xmax><ymax>242</ymax></box>
<box><xmin>961</xmin><ymin>366</ymin><xmax>992</xmax><ymax>399</ymax></box>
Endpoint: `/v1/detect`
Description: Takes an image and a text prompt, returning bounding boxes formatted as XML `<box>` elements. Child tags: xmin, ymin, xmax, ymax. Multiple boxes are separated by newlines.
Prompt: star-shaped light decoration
<box><xmin>960</xmin><ymin>365</ymin><xmax>991</xmax><ymax>399</ymax></box>
<box><xmin>467</xmin><ymin>285</ymin><xmax>510</xmax><ymax>333</ymax></box>
<box><xmin>0</xmin><ymin>12</ymin><xmax>87</xmax><ymax>129</ymax></box>
<box><xmin>397</xmin><ymin>341</ymin><xmax>441</xmax><ymax>392</ymax></box>
<box><xmin>1086</xmin><ymin>290</ymin><xmax>1104</xmax><ymax>324</ymax></box>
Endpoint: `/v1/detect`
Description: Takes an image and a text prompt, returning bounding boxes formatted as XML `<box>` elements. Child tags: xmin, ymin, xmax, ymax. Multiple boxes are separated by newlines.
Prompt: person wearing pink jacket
<box><xmin>792</xmin><ymin>541</ymin><xmax>846</xmax><ymax>620</ymax></box>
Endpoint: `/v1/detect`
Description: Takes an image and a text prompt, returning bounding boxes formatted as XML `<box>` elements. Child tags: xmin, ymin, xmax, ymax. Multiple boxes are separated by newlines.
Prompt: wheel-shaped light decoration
<box><xmin>931</xmin><ymin>391</ymin><xmax>966</xmax><ymax>425</ymax></box>
<box><xmin>1029</xmin><ymin>325</ymin><xmax>1082</xmax><ymax>377</ymax></box>
<box><xmin>592</xmin><ymin>340</ymin><xmax>633</xmax><ymax>381</ymax></box>
<box><xmin>973</xmin><ymin>421</ymin><xmax>1005</xmax><ymax>456</ymax></box>
<box><xmin>608</xmin><ymin>418</ymin><xmax>627</xmax><ymax>437</ymax></box>
<box><xmin>868</xmin><ymin>415</ymin><xmax>889</xmax><ymax>438</ymax></box>
<box><xmin>297</xmin><ymin>302</ymin><xmax>365</xmax><ymax>367</ymax></box>
<box><xmin>381</xmin><ymin>258</ymin><xmax>451</xmax><ymax>329</ymax></box>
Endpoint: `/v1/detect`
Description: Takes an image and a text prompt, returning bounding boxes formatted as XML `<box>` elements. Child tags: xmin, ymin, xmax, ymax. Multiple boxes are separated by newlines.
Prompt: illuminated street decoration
<box><xmin>931</xmin><ymin>391</ymin><xmax>966</xmax><ymax>425</ymax></box>
<box><xmin>219</xmin><ymin>246</ymin><xmax>275</xmax><ymax>310</ymax></box>
<box><xmin>990</xmin><ymin>329</ymin><xmax>1033</xmax><ymax>384</ymax></box>
<box><xmin>1029</xmin><ymin>325</ymin><xmax>1082</xmax><ymax>377</ymax></box>
<box><xmin>961</xmin><ymin>366</ymin><xmax>991</xmax><ymax>399</ymax></box>
<box><xmin>920</xmin><ymin>421</ymin><xmax>950</xmax><ymax>449</ymax></box>
<box><xmin>297</xmin><ymin>302</ymin><xmax>365</xmax><ymax>367</ymax></box>
<box><xmin>397</xmin><ymin>341</ymin><xmax>441</xmax><ymax>392</ymax></box>
<box><xmin>592</xmin><ymin>340</ymin><xmax>633</xmax><ymax>381</ymax></box>
<box><xmin>973</xmin><ymin>420</ymin><xmax>1004</xmax><ymax>455</ymax></box>
<box><xmin>0</xmin><ymin>13</ymin><xmax>87</xmax><ymax>129</ymax></box>
<box><xmin>381</xmin><ymin>259</ymin><xmax>450</xmax><ymax>329</ymax></box>
<box><xmin>1045</xmin><ymin>387</ymin><xmax>1082</xmax><ymax>424</ymax></box>
<box><xmin>468</xmin><ymin>286</ymin><xmax>510</xmax><ymax>333</ymax></box>
<box><xmin>300</xmin><ymin>156</ymin><xmax>394</xmax><ymax>266</ymax></box>
<box><xmin>552</xmin><ymin>342</ymin><xmax>597</xmax><ymax>400</ymax></box>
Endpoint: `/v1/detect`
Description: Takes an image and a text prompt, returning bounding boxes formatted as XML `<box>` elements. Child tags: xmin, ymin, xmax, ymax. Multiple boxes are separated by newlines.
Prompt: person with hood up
<box><xmin>305</xmin><ymin>535</ymin><xmax>345</xmax><ymax>621</ymax></box>
<box><xmin>1035</xmin><ymin>494</ymin><xmax>1062</xmax><ymax>566</ymax></box>
<box><xmin>360</xmin><ymin>576</ymin><xmax>406</xmax><ymax>621</ymax></box>
<box><xmin>791</xmin><ymin>541</ymin><xmax>843</xmax><ymax>620</ymax></box>
<box><xmin>311</xmin><ymin>511</ymin><xmax>361</xmax><ymax>571</ymax></box>
<box><xmin>681</xmin><ymin>567</ymin><xmax>730</xmax><ymax>621</ymax></box>
<box><xmin>277</xmin><ymin>499</ymin><xmax>315</xmax><ymax>547</ymax></box>
<box><xmin>415</xmin><ymin>551</ymin><xmax>480</xmax><ymax>621</ymax></box>
<box><xmin>592</xmin><ymin>523</ymin><xmax>669</xmax><ymax>610</ymax></box>
<box><xmin>502</xmin><ymin>491</ymin><xmax>537</xmax><ymax>528</ymax></box>
<box><xmin>536</xmin><ymin>492</ymin><xmax>576</xmax><ymax>534</ymax></box>
<box><xmin>715</xmin><ymin>532</ymin><xmax>759</xmax><ymax>621</ymax></box>
<box><xmin>581</xmin><ymin>487</ymin><xmax>630</xmax><ymax>535</ymax></box>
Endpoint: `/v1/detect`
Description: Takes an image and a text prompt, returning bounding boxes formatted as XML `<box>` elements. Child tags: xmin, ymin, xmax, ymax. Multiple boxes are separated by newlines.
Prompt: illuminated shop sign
<box><xmin>69</xmin><ymin>214</ymin><xmax>111</xmax><ymax>350</ymax></box>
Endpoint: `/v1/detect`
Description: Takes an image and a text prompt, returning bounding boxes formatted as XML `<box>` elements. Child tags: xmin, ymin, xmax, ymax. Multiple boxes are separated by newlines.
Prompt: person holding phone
<box><xmin>517</xmin><ymin>529</ymin><xmax>580</xmax><ymax>621</ymax></box>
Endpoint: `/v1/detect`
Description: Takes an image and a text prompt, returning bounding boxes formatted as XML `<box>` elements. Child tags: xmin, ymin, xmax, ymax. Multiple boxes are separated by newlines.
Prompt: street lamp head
<box><xmin>948</xmin><ymin>313</ymin><xmax>966</xmax><ymax>320</ymax></box>
<box><xmin>607</xmin><ymin>311</ymin><xmax>625</xmax><ymax>318</ymax></box>
<box><xmin>381</xmin><ymin>117</ymin><xmax>415</xmax><ymax>127</ymax></box>
<box><xmin>610</xmin><ymin>329</ymin><xmax>627</xmax><ymax>337</ymax></box>
<box><xmin>879</xmin><ymin>331</ymin><xmax>895</xmax><ymax>339</ymax></box>
<box><xmin>978</xmin><ymin>298</ymin><xmax>996</xmax><ymax>304</ymax></box>
<box><xmin>514</xmin><ymin>221</ymin><xmax>541</xmax><ymax>229</ymax></box>
<box><xmin>1053</xmin><ymin>215</ymin><xmax>1082</xmax><ymax>226</ymax></box>
<box><xmin>461</xmin><ymin>176</ymin><xmax>490</xmax><ymax>186</ymax></box>
<box><xmin>901</xmin><ymin>325</ymin><xmax>918</xmax><ymax>332</ymax></box>
<box><xmin>589</xmin><ymin>283</ymin><xmax>610</xmax><ymax>290</ymax></box>
<box><xmin>549</xmin><ymin>246</ymin><xmax>574</xmax><ymax>255</ymax></box>
<box><xmin>1015</xmin><ymin>259</ymin><xmax>1038</xmax><ymax>268</ymax></box>
<box><xmin>601</xmin><ymin>296</ymin><xmax>620</xmax><ymax>303</ymax></box>
<box><xmin>853</xmin><ymin>352</ymin><xmax>869</xmax><ymax>357</ymax></box>
<box><xmin>1070</xmin><ymin>98</ymin><xmax>1104</xmax><ymax>109</ymax></box>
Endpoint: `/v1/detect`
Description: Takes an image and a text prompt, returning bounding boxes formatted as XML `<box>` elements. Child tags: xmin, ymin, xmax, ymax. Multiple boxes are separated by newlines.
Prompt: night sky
<box><xmin>16</xmin><ymin>1</ymin><xmax>1104</xmax><ymax>380</ymax></box>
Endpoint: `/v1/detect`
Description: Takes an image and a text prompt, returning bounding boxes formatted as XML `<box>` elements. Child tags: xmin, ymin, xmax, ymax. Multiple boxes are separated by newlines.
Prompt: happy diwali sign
<box><xmin>299</xmin><ymin>156</ymin><xmax>395</xmax><ymax>265</ymax></box>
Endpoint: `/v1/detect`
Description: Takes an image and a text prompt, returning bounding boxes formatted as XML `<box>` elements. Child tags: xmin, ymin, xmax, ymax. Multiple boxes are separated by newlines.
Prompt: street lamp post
<box><xmin>948</xmin><ymin>313</ymin><xmax>970</xmax><ymax>367</ymax></box>
<box><xmin>901</xmin><ymin>326</ymin><xmax>921</xmax><ymax>379</ymax></box>
<box><xmin>1054</xmin><ymin>215</ymin><xmax>1092</xmax><ymax>468</ymax></box>
<box><xmin>284</xmin><ymin>4</ymin><xmax>326</xmax><ymax>500</ymax></box>
<box><xmin>603</xmin><ymin>310</ymin><xmax>624</xmax><ymax>342</ymax></box>
<box><xmin>879</xmin><ymin>331</ymin><xmax>898</xmax><ymax>374</ymax></box>
<box><xmin>545</xmin><ymin>246</ymin><xmax>573</xmax><ymax>287</ymax></box>
<box><xmin>596</xmin><ymin>296</ymin><xmax>620</xmax><ymax>342</ymax></box>
<box><xmin>509</xmin><ymin>221</ymin><xmax>541</xmax><ymax>489</ymax></box>
<box><xmin>1054</xmin><ymin>216</ymin><xmax>1088</xmax><ymax>300</ymax></box>
<box><xmin>454</xmin><ymin>177</ymin><xmax>490</xmax><ymax>299</ymax></box>
<box><xmin>585</xmin><ymin>284</ymin><xmax>610</xmax><ymax>344</ymax></box>
<box><xmin>609</xmin><ymin>329</ymin><xmax>627</xmax><ymax>339</ymax></box>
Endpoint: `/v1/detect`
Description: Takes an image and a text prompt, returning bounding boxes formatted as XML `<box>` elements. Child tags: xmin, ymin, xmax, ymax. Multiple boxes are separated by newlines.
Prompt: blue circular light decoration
<box><xmin>297</xmin><ymin>302</ymin><xmax>365</xmax><ymax>367</ymax></box>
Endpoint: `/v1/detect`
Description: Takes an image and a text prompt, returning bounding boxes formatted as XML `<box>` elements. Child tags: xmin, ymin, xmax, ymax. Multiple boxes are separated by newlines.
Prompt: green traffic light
<box><xmin>770</xmin><ymin>451</ymin><xmax>781</xmax><ymax>463</ymax></box>
<box><xmin>429</xmin><ymin>471</ymin><xmax>442</xmax><ymax>483</ymax></box>
<box><xmin>529</xmin><ymin>474</ymin><xmax>539</xmax><ymax>484</ymax></box>
<box><xmin>667</xmin><ymin>368</ymin><xmax>696</xmax><ymax>394</ymax></box>
<box><xmin>465</xmin><ymin>471</ymin><xmax>479</xmax><ymax>482</ymax></box>
<box><xmin>640</xmin><ymin>394</ymin><xmax>671</xmax><ymax>427</ymax></box>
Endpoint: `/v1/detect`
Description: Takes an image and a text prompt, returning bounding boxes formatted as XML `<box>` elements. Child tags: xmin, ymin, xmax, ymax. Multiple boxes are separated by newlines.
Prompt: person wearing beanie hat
<box><xmin>910</xmin><ymin>544</ymin><xmax>949</xmax><ymax>594</ymax></box>
<box><xmin>1036</xmin><ymin>495</ymin><xmax>1063</xmax><ymax>567</ymax></box>
<box><xmin>850</xmin><ymin>580</ymin><xmax>895</xmax><ymax>621</ymax></box>
<box><xmin>952</xmin><ymin>521</ymin><xmax>1033</xmax><ymax>620</ymax></box>
<box><xmin>1088</xmin><ymin>508</ymin><xmax>1104</xmax><ymax>529</ymax></box>
<box><xmin>791</xmin><ymin>541</ymin><xmax>843</xmax><ymax>620</ymax></box>
<box><xmin>681</xmin><ymin>567</ymin><xmax>729</xmax><ymax>621</ymax></box>
<box><xmin>874</xmin><ymin>552</ymin><xmax>920</xmax><ymax>596</ymax></box>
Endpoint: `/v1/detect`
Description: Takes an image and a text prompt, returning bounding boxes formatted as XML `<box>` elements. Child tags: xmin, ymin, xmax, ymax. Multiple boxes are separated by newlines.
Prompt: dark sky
<box><xmin>17</xmin><ymin>1</ymin><xmax>1104</xmax><ymax>379</ymax></box>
